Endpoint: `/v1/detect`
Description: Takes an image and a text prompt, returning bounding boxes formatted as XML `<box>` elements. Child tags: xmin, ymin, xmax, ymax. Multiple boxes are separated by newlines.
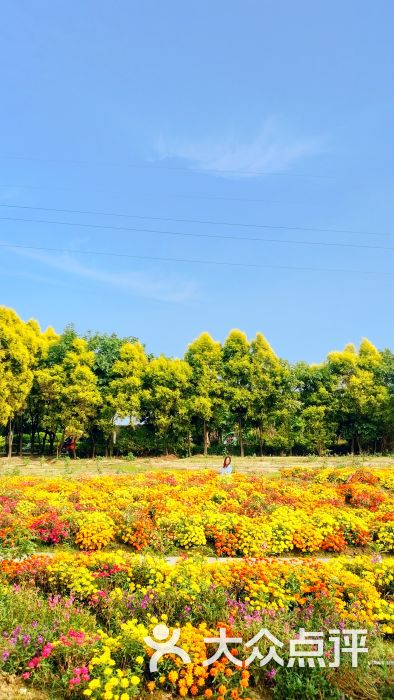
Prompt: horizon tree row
<box><xmin>1</xmin><ymin>306</ymin><xmax>393</xmax><ymax>457</ymax></box>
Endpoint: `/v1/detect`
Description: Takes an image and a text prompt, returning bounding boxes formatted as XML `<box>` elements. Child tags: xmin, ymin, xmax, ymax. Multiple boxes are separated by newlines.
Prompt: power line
<box><xmin>1</xmin><ymin>241</ymin><xmax>393</xmax><ymax>277</ymax></box>
<box><xmin>0</xmin><ymin>153</ymin><xmax>335</xmax><ymax>179</ymax></box>
<box><xmin>0</xmin><ymin>203</ymin><xmax>388</xmax><ymax>239</ymax></box>
<box><xmin>1</xmin><ymin>214</ymin><xmax>394</xmax><ymax>252</ymax></box>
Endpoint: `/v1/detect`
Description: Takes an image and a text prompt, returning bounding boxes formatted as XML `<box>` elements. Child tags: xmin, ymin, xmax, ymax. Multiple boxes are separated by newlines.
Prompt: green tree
<box><xmin>141</xmin><ymin>356</ymin><xmax>191</xmax><ymax>454</ymax></box>
<box><xmin>109</xmin><ymin>341</ymin><xmax>148</xmax><ymax>419</ymax></box>
<box><xmin>249</xmin><ymin>333</ymin><xmax>291</xmax><ymax>456</ymax></box>
<box><xmin>105</xmin><ymin>341</ymin><xmax>148</xmax><ymax>455</ymax></box>
<box><xmin>379</xmin><ymin>348</ymin><xmax>394</xmax><ymax>451</ymax></box>
<box><xmin>23</xmin><ymin>326</ymin><xmax>59</xmax><ymax>455</ymax></box>
<box><xmin>185</xmin><ymin>332</ymin><xmax>222</xmax><ymax>455</ymax></box>
<box><xmin>222</xmin><ymin>330</ymin><xmax>252</xmax><ymax>456</ymax></box>
<box><xmin>328</xmin><ymin>340</ymin><xmax>389</xmax><ymax>453</ymax></box>
<box><xmin>292</xmin><ymin>362</ymin><xmax>337</xmax><ymax>455</ymax></box>
<box><xmin>85</xmin><ymin>332</ymin><xmax>138</xmax><ymax>387</ymax></box>
<box><xmin>85</xmin><ymin>332</ymin><xmax>139</xmax><ymax>456</ymax></box>
<box><xmin>37</xmin><ymin>338</ymin><xmax>101</xmax><ymax>456</ymax></box>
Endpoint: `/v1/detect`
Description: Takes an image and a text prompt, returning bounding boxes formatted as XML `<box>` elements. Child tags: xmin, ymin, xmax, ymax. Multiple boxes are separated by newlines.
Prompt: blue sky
<box><xmin>1</xmin><ymin>1</ymin><xmax>393</xmax><ymax>362</ymax></box>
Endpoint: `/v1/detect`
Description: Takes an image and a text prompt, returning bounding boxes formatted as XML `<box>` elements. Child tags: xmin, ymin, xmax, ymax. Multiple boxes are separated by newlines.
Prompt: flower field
<box><xmin>1</xmin><ymin>467</ymin><xmax>393</xmax><ymax>558</ymax></box>
<box><xmin>0</xmin><ymin>467</ymin><xmax>393</xmax><ymax>699</ymax></box>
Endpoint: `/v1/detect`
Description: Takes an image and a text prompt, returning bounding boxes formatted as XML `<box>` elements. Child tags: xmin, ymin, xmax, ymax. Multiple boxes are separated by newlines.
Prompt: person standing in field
<box><xmin>220</xmin><ymin>455</ymin><xmax>233</xmax><ymax>476</ymax></box>
<box><xmin>64</xmin><ymin>435</ymin><xmax>77</xmax><ymax>459</ymax></box>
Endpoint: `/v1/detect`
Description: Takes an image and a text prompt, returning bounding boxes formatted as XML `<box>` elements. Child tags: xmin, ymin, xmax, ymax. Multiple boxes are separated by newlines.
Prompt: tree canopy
<box><xmin>1</xmin><ymin>306</ymin><xmax>393</xmax><ymax>457</ymax></box>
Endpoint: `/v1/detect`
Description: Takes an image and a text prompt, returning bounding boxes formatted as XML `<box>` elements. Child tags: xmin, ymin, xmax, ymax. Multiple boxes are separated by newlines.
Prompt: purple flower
<box><xmin>266</xmin><ymin>668</ymin><xmax>277</xmax><ymax>680</ymax></box>
<box><xmin>22</xmin><ymin>635</ymin><xmax>31</xmax><ymax>647</ymax></box>
<box><xmin>2</xmin><ymin>651</ymin><xmax>10</xmax><ymax>661</ymax></box>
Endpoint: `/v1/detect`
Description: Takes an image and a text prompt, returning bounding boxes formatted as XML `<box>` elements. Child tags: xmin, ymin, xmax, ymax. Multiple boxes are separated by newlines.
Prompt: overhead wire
<box><xmin>0</xmin><ymin>214</ymin><xmax>393</xmax><ymax>252</ymax></box>
<box><xmin>0</xmin><ymin>203</ymin><xmax>389</xmax><ymax>239</ymax></box>
<box><xmin>0</xmin><ymin>241</ymin><xmax>393</xmax><ymax>277</ymax></box>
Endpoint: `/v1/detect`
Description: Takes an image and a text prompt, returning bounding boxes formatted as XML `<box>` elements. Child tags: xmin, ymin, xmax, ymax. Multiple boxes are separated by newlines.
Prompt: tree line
<box><xmin>1</xmin><ymin>306</ymin><xmax>393</xmax><ymax>457</ymax></box>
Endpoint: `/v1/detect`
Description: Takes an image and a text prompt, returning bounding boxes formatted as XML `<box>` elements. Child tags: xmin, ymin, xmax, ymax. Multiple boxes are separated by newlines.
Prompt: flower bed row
<box><xmin>0</xmin><ymin>469</ymin><xmax>393</xmax><ymax>556</ymax></box>
<box><xmin>0</xmin><ymin>553</ymin><xmax>393</xmax><ymax>699</ymax></box>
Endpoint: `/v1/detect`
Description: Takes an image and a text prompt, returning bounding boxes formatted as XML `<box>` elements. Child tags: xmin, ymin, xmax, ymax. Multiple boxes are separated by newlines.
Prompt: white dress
<box><xmin>220</xmin><ymin>464</ymin><xmax>233</xmax><ymax>475</ymax></box>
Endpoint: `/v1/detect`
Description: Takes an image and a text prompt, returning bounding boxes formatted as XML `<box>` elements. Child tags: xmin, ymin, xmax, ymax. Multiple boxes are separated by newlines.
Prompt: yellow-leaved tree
<box><xmin>0</xmin><ymin>307</ymin><xmax>48</xmax><ymax>457</ymax></box>
<box><xmin>36</xmin><ymin>337</ymin><xmax>102</xmax><ymax>456</ymax></box>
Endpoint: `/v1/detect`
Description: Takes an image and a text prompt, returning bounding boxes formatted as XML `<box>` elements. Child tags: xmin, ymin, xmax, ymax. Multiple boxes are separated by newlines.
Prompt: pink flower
<box><xmin>41</xmin><ymin>643</ymin><xmax>53</xmax><ymax>658</ymax></box>
<box><xmin>28</xmin><ymin>657</ymin><xmax>40</xmax><ymax>669</ymax></box>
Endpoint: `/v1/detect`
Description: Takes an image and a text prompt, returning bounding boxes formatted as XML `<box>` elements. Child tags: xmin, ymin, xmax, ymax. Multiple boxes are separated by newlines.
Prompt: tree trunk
<box><xmin>31</xmin><ymin>429</ymin><xmax>36</xmax><ymax>456</ymax></box>
<box><xmin>18</xmin><ymin>417</ymin><xmax>23</xmax><ymax>457</ymax></box>
<box><xmin>41</xmin><ymin>430</ymin><xmax>48</xmax><ymax>455</ymax></box>
<box><xmin>57</xmin><ymin>430</ymin><xmax>65</xmax><ymax>458</ymax></box>
<box><xmin>7</xmin><ymin>419</ymin><xmax>13</xmax><ymax>458</ymax></box>
<box><xmin>203</xmin><ymin>420</ymin><xmax>208</xmax><ymax>457</ymax></box>
<box><xmin>239</xmin><ymin>419</ymin><xmax>244</xmax><ymax>458</ymax></box>
<box><xmin>49</xmin><ymin>431</ymin><xmax>55</xmax><ymax>455</ymax></box>
<box><xmin>258</xmin><ymin>425</ymin><xmax>264</xmax><ymax>457</ymax></box>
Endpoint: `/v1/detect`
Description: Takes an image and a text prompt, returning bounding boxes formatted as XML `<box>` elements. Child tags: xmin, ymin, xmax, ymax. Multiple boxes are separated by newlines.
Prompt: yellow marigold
<box><xmin>75</xmin><ymin>512</ymin><xmax>116</xmax><ymax>550</ymax></box>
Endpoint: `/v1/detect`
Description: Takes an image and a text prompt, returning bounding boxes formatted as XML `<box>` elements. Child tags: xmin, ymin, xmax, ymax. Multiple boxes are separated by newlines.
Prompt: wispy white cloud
<box><xmin>0</xmin><ymin>268</ymin><xmax>71</xmax><ymax>288</ymax></box>
<box><xmin>152</xmin><ymin>119</ymin><xmax>324</xmax><ymax>178</ymax></box>
<box><xmin>3</xmin><ymin>246</ymin><xmax>196</xmax><ymax>303</ymax></box>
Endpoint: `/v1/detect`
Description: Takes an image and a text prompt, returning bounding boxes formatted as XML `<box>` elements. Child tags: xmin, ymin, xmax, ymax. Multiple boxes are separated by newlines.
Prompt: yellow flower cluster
<box><xmin>236</xmin><ymin>519</ymin><xmax>272</xmax><ymax>556</ymax></box>
<box><xmin>75</xmin><ymin>512</ymin><xmax>116</xmax><ymax>550</ymax></box>
<box><xmin>176</xmin><ymin>517</ymin><xmax>207</xmax><ymax>548</ymax></box>
<box><xmin>47</xmin><ymin>559</ymin><xmax>98</xmax><ymax>596</ymax></box>
<box><xmin>87</xmin><ymin>641</ymin><xmax>142</xmax><ymax>699</ymax></box>
<box><xmin>120</xmin><ymin>618</ymin><xmax>149</xmax><ymax>642</ymax></box>
<box><xmin>376</xmin><ymin>523</ymin><xmax>394</xmax><ymax>552</ymax></box>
